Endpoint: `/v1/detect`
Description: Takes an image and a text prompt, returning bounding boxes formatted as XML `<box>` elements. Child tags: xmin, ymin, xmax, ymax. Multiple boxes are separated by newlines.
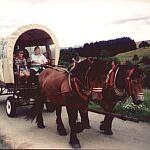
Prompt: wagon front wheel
<box><xmin>6</xmin><ymin>97</ymin><xmax>16</xmax><ymax>117</ymax></box>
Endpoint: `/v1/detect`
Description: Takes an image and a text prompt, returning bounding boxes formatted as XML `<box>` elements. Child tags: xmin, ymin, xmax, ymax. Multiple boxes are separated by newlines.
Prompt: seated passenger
<box><xmin>14</xmin><ymin>49</ymin><xmax>30</xmax><ymax>84</ymax></box>
<box><xmin>23</xmin><ymin>48</ymin><xmax>31</xmax><ymax>68</ymax></box>
<box><xmin>43</xmin><ymin>52</ymin><xmax>52</xmax><ymax>65</ymax></box>
<box><xmin>30</xmin><ymin>46</ymin><xmax>48</xmax><ymax>83</ymax></box>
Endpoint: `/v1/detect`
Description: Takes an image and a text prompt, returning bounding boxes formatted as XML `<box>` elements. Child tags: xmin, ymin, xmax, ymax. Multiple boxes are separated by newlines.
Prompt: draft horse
<box><xmin>84</xmin><ymin>60</ymin><xmax>144</xmax><ymax>135</ymax></box>
<box><xmin>26</xmin><ymin>59</ymin><xmax>144</xmax><ymax>148</ymax></box>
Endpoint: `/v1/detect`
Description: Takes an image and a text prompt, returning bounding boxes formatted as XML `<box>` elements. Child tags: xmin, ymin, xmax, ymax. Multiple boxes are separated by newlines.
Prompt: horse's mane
<box><xmin>71</xmin><ymin>59</ymin><xmax>143</xmax><ymax>88</ymax></box>
<box><xmin>87</xmin><ymin>60</ymin><xmax>107</xmax><ymax>81</ymax></box>
<box><xmin>70</xmin><ymin>59</ymin><xmax>93</xmax><ymax>83</ymax></box>
<box><xmin>86</xmin><ymin>59</ymin><xmax>143</xmax><ymax>85</ymax></box>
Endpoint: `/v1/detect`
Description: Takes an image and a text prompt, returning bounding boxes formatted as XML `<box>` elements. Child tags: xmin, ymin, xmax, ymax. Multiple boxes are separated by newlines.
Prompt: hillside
<box><xmin>115</xmin><ymin>47</ymin><xmax>150</xmax><ymax>62</ymax></box>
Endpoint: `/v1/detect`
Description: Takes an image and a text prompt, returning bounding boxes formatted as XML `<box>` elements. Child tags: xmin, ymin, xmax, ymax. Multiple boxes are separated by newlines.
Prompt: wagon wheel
<box><xmin>45</xmin><ymin>102</ymin><xmax>56</xmax><ymax>112</ymax></box>
<box><xmin>6</xmin><ymin>96</ymin><xmax>17</xmax><ymax>117</ymax></box>
<box><xmin>0</xmin><ymin>87</ymin><xmax>5</xmax><ymax>94</ymax></box>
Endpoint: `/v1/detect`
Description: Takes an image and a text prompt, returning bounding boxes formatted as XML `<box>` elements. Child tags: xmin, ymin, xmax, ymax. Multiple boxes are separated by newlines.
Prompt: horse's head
<box><xmin>85</xmin><ymin>60</ymin><xmax>144</xmax><ymax>105</ymax></box>
<box><xmin>85</xmin><ymin>60</ymin><xmax>106</xmax><ymax>101</ymax></box>
<box><xmin>125</xmin><ymin>65</ymin><xmax>144</xmax><ymax>105</ymax></box>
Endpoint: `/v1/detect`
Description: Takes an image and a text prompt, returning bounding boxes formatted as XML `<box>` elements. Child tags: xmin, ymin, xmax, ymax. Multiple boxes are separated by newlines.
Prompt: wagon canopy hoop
<box><xmin>0</xmin><ymin>24</ymin><xmax>60</xmax><ymax>84</ymax></box>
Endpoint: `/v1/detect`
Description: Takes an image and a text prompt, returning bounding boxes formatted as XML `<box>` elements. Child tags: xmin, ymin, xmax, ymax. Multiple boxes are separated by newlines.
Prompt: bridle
<box><xmin>105</xmin><ymin>65</ymin><xmax>139</xmax><ymax>102</ymax></box>
<box><xmin>125</xmin><ymin>68</ymin><xmax>144</xmax><ymax>101</ymax></box>
<box><xmin>106</xmin><ymin>64</ymin><xmax>144</xmax><ymax>103</ymax></box>
<box><xmin>113</xmin><ymin>67</ymin><xmax>126</xmax><ymax>97</ymax></box>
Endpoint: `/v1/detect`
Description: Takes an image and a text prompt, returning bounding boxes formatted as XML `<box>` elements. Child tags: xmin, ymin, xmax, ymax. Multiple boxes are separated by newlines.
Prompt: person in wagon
<box><xmin>30</xmin><ymin>46</ymin><xmax>48</xmax><ymax>83</ymax></box>
<box><xmin>14</xmin><ymin>49</ymin><xmax>30</xmax><ymax>84</ymax></box>
<box><xmin>43</xmin><ymin>51</ymin><xmax>52</xmax><ymax>65</ymax></box>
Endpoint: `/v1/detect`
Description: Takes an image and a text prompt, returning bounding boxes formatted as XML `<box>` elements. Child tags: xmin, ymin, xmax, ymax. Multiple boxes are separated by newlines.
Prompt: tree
<box><xmin>139</xmin><ymin>41</ymin><xmax>149</xmax><ymax>48</ymax></box>
<box><xmin>132</xmin><ymin>55</ymin><xmax>139</xmax><ymax>61</ymax></box>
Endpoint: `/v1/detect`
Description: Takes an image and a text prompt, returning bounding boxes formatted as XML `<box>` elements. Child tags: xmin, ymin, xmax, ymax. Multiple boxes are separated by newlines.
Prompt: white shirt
<box><xmin>31</xmin><ymin>53</ymin><xmax>47</xmax><ymax>65</ymax></box>
<box><xmin>31</xmin><ymin>53</ymin><xmax>48</xmax><ymax>71</ymax></box>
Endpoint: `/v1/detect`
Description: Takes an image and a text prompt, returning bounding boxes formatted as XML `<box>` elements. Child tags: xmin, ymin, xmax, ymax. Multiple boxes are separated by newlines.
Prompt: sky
<box><xmin>0</xmin><ymin>0</ymin><xmax>150</xmax><ymax>47</ymax></box>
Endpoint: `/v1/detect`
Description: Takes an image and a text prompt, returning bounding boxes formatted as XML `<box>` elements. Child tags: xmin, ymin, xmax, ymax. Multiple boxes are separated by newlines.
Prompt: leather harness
<box><xmin>70</xmin><ymin>63</ymin><xmax>136</xmax><ymax>102</ymax></box>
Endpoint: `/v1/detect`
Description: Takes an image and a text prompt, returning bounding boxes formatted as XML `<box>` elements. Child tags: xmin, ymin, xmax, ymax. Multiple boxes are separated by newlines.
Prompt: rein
<box><xmin>113</xmin><ymin>67</ymin><xmax>125</xmax><ymax>97</ymax></box>
<box><xmin>69</xmin><ymin>62</ymin><xmax>93</xmax><ymax>97</ymax></box>
<box><xmin>126</xmin><ymin>68</ymin><xmax>135</xmax><ymax>96</ymax></box>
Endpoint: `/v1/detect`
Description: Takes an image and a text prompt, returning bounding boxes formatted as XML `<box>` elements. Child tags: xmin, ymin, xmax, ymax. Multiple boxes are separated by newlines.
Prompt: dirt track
<box><xmin>0</xmin><ymin>97</ymin><xmax>150</xmax><ymax>149</ymax></box>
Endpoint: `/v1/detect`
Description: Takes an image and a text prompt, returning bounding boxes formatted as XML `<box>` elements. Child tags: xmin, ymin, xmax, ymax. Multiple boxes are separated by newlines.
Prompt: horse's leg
<box><xmin>66</xmin><ymin>106</ymin><xmax>81</xmax><ymax>148</ymax></box>
<box><xmin>100</xmin><ymin>115</ymin><xmax>114</xmax><ymax>135</ymax></box>
<box><xmin>79</xmin><ymin>104</ymin><xmax>90</xmax><ymax>129</ymax></box>
<box><xmin>100</xmin><ymin>102</ymin><xmax>116</xmax><ymax>135</ymax></box>
<box><xmin>76</xmin><ymin>105</ymin><xmax>90</xmax><ymax>133</ymax></box>
<box><xmin>36</xmin><ymin>102</ymin><xmax>45</xmax><ymax>128</ymax></box>
<box><xmin>56</xmin><ymin>106</ymin><xmax>67</xmax><ymax>136</ymax></box>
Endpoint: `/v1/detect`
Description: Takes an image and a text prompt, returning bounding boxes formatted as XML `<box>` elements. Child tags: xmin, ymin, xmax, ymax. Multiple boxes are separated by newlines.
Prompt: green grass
<box><xmin>89</xmin><ymin>89</ymin><xmax>150</xmax><ymax>123</ymax></box>
<box><xmin>115</xmin><ymin>47</ymin><xmax>150</xmax><ymax>62</ymax></box>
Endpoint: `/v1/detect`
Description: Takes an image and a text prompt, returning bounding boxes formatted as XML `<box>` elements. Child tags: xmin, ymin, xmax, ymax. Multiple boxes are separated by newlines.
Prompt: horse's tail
<box><xmin>25</xmin><ymin>94</ymin><xmax>44</xmax><ymax>122</ymax></box>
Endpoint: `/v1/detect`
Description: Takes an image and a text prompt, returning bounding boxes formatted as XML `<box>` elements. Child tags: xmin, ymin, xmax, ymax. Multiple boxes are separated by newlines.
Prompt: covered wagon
<box><xmin>0</xmin><ymin>24</ymin><xmax>60</xmax><ymax>116</ymax></box>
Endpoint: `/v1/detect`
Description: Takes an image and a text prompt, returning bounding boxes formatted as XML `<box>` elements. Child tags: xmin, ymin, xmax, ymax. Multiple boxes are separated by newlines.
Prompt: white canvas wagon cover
<box><xmin>0</xmin><ymin>24</ymin><xmax>60</xmax><ymax>84</ymax></box>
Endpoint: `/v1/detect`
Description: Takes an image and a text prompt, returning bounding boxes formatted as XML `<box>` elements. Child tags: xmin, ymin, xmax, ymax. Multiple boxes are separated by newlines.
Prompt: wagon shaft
<box><xmin>88</xmin><ymin>108</ymin><xmax>139</xmax><ymax>122</ymax></box>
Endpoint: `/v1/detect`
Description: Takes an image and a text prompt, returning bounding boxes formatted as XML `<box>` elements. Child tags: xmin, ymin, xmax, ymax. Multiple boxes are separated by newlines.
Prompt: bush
<box><xmin>89</xmin><ymin>89</ymin><xmax>150</xmax><ymax>123</ymax></box>
<box><xmin>114</xmin><ymin>90</ymin><xmax>150</xmax><ymax>122</ymax></box>
<box><xmin>139</xmin><ymin>41</ymin><xmax>149</xmax><ymax>48</ymax></box>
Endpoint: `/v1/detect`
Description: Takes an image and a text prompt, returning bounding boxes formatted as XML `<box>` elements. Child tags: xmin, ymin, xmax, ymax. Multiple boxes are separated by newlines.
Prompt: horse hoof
<box><xmin>37</xmin><ymin>123</ymin><xmax>45</xmax><ymax>129</ymax></box>
<box><xmin>76</xmin><ymin>122</ymin><xmax>84</xmax><ymax>133</ymax></box>
<box><xmin>99</xmin><ymin>124</ymin><xmax>105</xmax><ymax>131</ymax></box>
<box><xmin>69</xmin><ymin>141</ymin><xmax>81</xmax><ymax>149</ymax></box>
<box><xmin>57</xmin><ymin>128</ymin><xmax>67</xmax><ymax>136</ymax></box>
<box><xmin>102</xmin><ymin>130</ymin><xmax>113</xmax><ymax>135</ymax></box>
<box><xmin>83</xmin><ymin>124</ymin><xmax>91</xmax><ymax>129</ymax></box>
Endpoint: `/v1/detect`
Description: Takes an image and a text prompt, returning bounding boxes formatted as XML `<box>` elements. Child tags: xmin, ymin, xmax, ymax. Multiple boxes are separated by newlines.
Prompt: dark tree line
<box><xmin>61</xmin><ymin>37</ymin><xmax>137</xmax><ymax>57</ymax></box>
<box><xmin>139</xmin><ymin>41</ymin><xmax>150</xmax><ymax>48</ymax></box>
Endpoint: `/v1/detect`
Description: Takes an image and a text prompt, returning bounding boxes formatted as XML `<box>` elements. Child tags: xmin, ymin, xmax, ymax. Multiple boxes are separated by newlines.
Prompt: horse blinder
<box><xmin>126</xmin><ymin>68</ymin><xmax>144</xmax><ymax>105</ymax></box>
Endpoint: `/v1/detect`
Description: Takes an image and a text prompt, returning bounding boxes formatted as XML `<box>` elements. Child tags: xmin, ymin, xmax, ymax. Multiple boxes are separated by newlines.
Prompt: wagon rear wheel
<box><xmin>6</xmin><ymin>96</ymin><xmax>17</xmax><ymax>117</ymax></box>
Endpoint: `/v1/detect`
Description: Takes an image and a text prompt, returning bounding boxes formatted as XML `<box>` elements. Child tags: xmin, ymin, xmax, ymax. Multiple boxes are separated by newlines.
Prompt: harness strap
<box><xmin>106</xmin><ymin>65</ymin><xmax>118</xmax><ymax>87</ymax></box>
<box><xmin>71</xmin><ymin>77</ymin><xmax>91</xmax><ymax>102</ymax></box>
<box><xmin>106</xmin><ymin>65</ymin><xmax>127</xmax><ymax>99</ymax></box>
<box><xmin>126</xmin><ymin>68</ymin><xmax>134</xmax><ymax>95</ymax></box>
<box><xmin>68</xmin><ymin>73</ymin><xmax>72</xmax><ymax>91</ymax></box>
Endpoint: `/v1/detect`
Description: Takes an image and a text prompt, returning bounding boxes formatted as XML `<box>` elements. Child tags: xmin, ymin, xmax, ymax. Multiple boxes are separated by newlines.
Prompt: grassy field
<box><xmin>89</xmin><ymin>89</ymin><xmax>150</xmax><ymax>123</ymax></box>
<box><xmin>115</xmin><ymin>47</ymin><xmax>150</xmax><ymax>62</ymax></box>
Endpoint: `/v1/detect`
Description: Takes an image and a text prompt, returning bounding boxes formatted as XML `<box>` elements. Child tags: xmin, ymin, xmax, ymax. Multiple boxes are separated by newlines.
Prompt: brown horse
<box><xmin>26</xmin><ymin>58</ymin><xmax>144</xmax><ymax>148</ymax></box>
<box><xmin>83</xmin><ymin>60</ymin><xmax>144</xmax><ymax>135</ymax></box>
<box><xmin>26</xmin><ymin>61</ymin><xmax>92</xmax><ymax>148</ymax></box>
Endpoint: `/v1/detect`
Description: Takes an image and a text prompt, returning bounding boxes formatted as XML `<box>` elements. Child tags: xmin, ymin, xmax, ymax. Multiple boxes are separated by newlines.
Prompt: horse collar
<box><xmin>106</xmin><ymin>66</ymin><xmax>126</xmax><ymax>98</ymax></box>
